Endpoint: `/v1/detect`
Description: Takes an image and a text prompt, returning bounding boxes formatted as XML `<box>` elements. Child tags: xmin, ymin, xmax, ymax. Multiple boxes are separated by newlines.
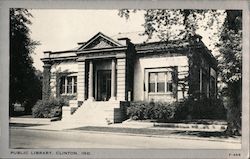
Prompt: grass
<box><xmin>71</xmin><ymin>126</ymin><xmax>177</xmax><ymax>136</ymax></box>
<box><xmin>12</xmin><ymin>115</ymin><xmax>33</xmax><ymax>118</ymax></box>
<box><xmin>70</xmin><ymin>126</ymin><xmax>240</xmax><ymax>139</ymax></box>
<box><xmin>173</xmin><ymin>131</ymin><xmax>241</xmax><ymax>138</ymax></box>
<box><xmin>128</xmin><ymin>119</ymin><xmax>227</xmax><ymax>125</ymax></box>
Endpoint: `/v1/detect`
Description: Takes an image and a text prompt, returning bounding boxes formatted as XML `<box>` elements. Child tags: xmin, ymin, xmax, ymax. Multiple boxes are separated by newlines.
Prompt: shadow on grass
<box><xmin>171</xmin><ymin>131</ymin><xmax>240</xmax><ymax>139</ymax></box>
<box><xmin>9</xmin><ymin>123</ymin><xmax>47</xmax><ymax>127</ymax></box>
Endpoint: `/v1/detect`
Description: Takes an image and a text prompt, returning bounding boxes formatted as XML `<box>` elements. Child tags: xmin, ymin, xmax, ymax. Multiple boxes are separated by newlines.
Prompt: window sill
<box><xmin>60</xmin><ymin>93</ymin><xmax>77</xmax><ymax>96</ymax></box>
<box><xmin>148</xmin><ymin>92</ymin><xmax>173</xmax><ymax>95</ymax></box>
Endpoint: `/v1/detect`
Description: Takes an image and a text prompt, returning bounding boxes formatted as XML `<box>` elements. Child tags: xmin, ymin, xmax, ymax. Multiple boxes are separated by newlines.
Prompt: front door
<box><xmin>97</xmin><ymin>70</ymin><xmax>111</xmax><ymax>101</ymax></box>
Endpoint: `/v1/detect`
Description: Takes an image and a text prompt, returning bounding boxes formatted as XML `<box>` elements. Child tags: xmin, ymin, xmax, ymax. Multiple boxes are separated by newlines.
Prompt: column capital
<box><xmin>76</xmin><ymin>57</ymin><xmax>86</xmax><ymax>62</ymax></box>
<box><xmin>43</xmin><ymin>51</ymin><xmax>52</xmax><ymax>58</ymax></box>
<box><xmin>116</xmin><ymin>53</ymin><xmax>126</xmax><ymax>59</ymax></box>
<box><xmin>43</xmin><ymin>63</ymin><xmax>51</xmax><ymax>68</ymax></box>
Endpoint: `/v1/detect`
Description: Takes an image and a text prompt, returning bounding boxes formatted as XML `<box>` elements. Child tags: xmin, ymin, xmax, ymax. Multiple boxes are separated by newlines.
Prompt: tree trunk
<box><xmin>223</xmin><ymin>96</ymin><xmax>241</xmax><ymax>136</ymax></box>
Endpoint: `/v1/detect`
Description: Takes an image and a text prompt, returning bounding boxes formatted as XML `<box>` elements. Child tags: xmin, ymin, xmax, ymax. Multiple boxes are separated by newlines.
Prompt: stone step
<box><xmin>62</xmin><ymin>101</ymin><xmax>123</xmax><ymax>124</ymax></box>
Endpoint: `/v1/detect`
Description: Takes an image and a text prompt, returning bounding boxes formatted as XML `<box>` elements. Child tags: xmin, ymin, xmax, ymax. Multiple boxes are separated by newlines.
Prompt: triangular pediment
<box><xmin>78</xmin><ymin>32</ymin><xmax>123</xmax><ymax>50</ymax></box>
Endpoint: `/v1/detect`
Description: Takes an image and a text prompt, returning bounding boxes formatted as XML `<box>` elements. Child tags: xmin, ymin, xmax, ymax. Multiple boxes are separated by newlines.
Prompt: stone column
<box><xmin>42</xmin><ymin>62</ymin><xmax>51</xmax><ymax>100</ymax></box>
<box><xmin>87</xmin><ymin>60</ymin><xmax>94</xmax><ymax>101</ymax></box>
<box><xmin>109</xmin><ymin>59</ymin><xmax>116</xmax><ymax>101</ymax></box>
<box><xmin>77</xmin><ymin>59</ymin><xmax>85</xmax><ymax>101</ymax></box>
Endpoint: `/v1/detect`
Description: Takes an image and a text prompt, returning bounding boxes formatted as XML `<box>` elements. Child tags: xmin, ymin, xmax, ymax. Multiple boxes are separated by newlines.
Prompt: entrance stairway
<box><xmin>62</xmin><ymin>101</ymin><xmax>123</xmax><ymax>125</ymax></box>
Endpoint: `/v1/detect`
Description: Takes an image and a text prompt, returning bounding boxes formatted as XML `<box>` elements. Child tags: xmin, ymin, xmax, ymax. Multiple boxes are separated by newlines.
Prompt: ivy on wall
<box><xmin>187</xmin><ymin>39</ymin><xmax>217</xmax><ymax>99</ymax></box>
<box><xmin>42</xmin><ymin>63</ymin><xmax>51</xmax><ymax>100</ymax></box>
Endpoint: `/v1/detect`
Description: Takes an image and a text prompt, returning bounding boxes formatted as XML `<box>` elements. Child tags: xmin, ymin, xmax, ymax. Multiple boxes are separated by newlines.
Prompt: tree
<box><xmin>118</xmin><ymin>9</ymin><xmax>223</xmax><ymax>41</ymax></box>
<box><xmin>118</xmin><ymin>9</ymin><xmax>242</xmax><ymax>135</ymax></box>
<box><xmin>216</xmin><ymin>10</ymin><xmax>242</xmax><ymax>135</ymax></box>
<box><xmin>10</xmin><ymin>9</ymin><xmax>41</xmax><ymax>115</ymax></box>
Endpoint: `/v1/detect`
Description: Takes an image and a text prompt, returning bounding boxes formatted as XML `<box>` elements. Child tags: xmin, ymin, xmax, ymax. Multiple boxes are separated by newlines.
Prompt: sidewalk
<box><xmin>10</xmin><ymin>117</ymin><xmax>227</xmax><ymax>131</ymax></box>
<box><xmin>9</xmin><ymin>118</ymin><xmax>241</xmax><ymax>144</ymax></box>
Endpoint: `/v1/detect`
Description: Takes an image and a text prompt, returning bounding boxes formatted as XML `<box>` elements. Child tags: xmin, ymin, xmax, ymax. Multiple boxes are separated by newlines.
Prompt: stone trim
<box><xmin>77</xmin><ymin>47</ymin><xmax>126</xmax><ymax>55</ymax></box>
<box><xmin>78</xmin><ymin>32</ymin><xmax>123</xmax><ymax>50</ymax></box>
<box><xmin>116</xmin><ymin>58</ymin><xmax>126</xmax><ymax>101</ymax></box>
<box><xmin>77</xmin><ymin>61</ymin><xmax>85</xmax><ymax>101</ymax></box>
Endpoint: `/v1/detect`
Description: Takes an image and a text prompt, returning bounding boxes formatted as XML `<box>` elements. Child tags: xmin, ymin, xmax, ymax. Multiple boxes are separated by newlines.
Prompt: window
<box><xmin>210</xmin><ymin>68</ymin><xmax>217</xmax><ymax>98</ymax></box>
<box><xmin>60</xmin><ymin>76</ymin><xmax>77</xmax><ymax>94</ymax></box>
<box><xmin>60</xmin><ymin>76</ymin><xmax>66</xmax><ymax>94</ymax></box>
<box><xmin>202</xmin><ymin>73</ymin><xmax>207</xmax><ymax>94</ymax></box>
<box><xmin>74</xmin><ymin>77</ymin><xmax>77</xmax><ymax>93</ymax></box>
<box><xmin>148</xmin><ymin>72</ymin><xmax>173</xmax><ymax>93</ymax></box>
<box><xmin>210</xmin><ymin>76</ymin><xmax>216</xmax><ymax>97</ymax></box>
<box><xmin>67</xmin><ymin>77</ymin><xmax>73</xmax><ymax>93</ymax></box>
<box><xmin>157</xmin><ymin>72</ymin><xmax>165</xmax><ymax>92</ymax></box>
<box><xmin>149</xmin><ymin>73</ymin><xmax>156</xmax><ymax>92</ymax></box>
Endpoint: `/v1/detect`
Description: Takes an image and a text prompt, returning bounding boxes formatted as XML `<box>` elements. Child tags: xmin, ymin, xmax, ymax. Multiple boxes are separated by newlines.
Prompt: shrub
<box><xmin>127</xmin><ymin>101</ymin><xmax>177</xmax><ymax>122</ymax></box>
<box><xmin>174</xmin><ymin>97</ymin><xmax>227</xmax><ymax>120</ymax></box>
<box><xmin>60</xmin><ymin>95</ymin><xmax>76</xmax><ymax>105</ymax></box>
<box><xmin>32</xmin><ymin>98</ymin><xmax>67</xmax><ymax>118</ymax></box>
<box><xmin>127</xmin><ymin>98</ymin><xmax>227</xmax><ymax>122</ymax></box>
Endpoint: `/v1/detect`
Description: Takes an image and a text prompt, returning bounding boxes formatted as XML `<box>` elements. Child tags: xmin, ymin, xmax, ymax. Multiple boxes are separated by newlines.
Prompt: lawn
<box><xmin>70</xmin><ymin>126</ymin><xmax>240</xmax><ymax>139</ymax></box>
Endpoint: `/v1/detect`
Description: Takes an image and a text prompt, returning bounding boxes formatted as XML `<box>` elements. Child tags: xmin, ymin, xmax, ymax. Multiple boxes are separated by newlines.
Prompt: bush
<box><xmin>127</xmin><ymin>98</ymin><xmax>227</xmax><ymax>122</ymax></box>
<box><xmin>174</xmin><ymin>97</ymin><xmax>227</xmax><ymax>120</ymax></box>
<box><xmin>60</xmin><ymin>95</ymin><xmax>76</xmax><ymax>105</ymax></box>
<box><xmin>127</xmin><ymin>101</ymin><xmax>177</xmax><ymax>122</ymax></box>
<box><xmin>32</xmin><ymin>98</ymin><xmax>67</xmax><ymax>118</ymax></box>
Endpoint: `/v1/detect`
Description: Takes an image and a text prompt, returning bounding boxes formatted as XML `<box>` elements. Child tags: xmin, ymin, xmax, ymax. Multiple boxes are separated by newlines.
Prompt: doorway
<box><xmin>97</xmin><ymin>70</ymin><xmax>111</xmax><ymax>101</ymax></box>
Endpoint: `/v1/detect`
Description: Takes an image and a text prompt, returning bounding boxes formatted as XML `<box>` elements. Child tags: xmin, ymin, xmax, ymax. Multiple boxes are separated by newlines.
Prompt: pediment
<box><xmin>78</xmin><ymin>32</ymin><xmax>122</xmax><ymax>50</ymax></box>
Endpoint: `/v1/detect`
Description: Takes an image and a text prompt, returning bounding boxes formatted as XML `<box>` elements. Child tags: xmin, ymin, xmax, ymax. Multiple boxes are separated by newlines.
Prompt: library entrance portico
<box><xmin>97</xmin><ymin>70</ymin><xmax>111</xmax><ymax>101</ymax></box>
<box><xmin>84</xmin><ymin>58</ymin><xmax>117</xmax><ymax>102</ymax></box>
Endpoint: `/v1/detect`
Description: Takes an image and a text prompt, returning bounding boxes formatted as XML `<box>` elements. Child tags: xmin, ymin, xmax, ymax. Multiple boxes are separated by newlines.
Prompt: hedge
<box><xmin>175</xmin><ymin>97</ymin><xmax>227</xmax><ymax>120</ymax></box>
<box><xmin>127</xmin><ymin>98</ymin><xmax>226</xmax><ymax>122</ymax></box>
<box><xmin>127</xmin><ymin>101</ymin><xmax>178</xmax><ymax>121</ymax></box>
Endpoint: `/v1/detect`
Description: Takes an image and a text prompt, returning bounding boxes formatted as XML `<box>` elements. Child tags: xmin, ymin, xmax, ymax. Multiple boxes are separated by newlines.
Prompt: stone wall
<box><xmin>77</xmin><ymin>60</ymin><xmax>85</xmax><ymax>101</ymax></box>
<box><xmin>49</xmin><ymin>60</ymin><xmax>78</xmax><ymax>98</ymax></box>
<box><xmin>133</xmin><ymin>55</ymin><xmax>189</xmax><ymax>102</ymax></box>
<box><xmin>116</xmin><ymin>58</ymin><xmax>126</xmax><ymax>101</ymax></box>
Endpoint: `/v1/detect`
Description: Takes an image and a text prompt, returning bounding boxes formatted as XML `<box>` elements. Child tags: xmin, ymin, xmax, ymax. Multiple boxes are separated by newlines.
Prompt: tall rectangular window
<box><xmin>73</xmin><ymin>76</ymin><xmax>77</xmax><ymax>93</ymax></box>
<box><xmin>60</xmin><ymin>76</ymin><xmax>65</xmax><ymax>94</ymax></box>
<box><xmin>202</xmin><ymin>73</ymin><xmax>208</xmax><ymax>96</ymax></box>
<box><xmin>210</xmin><ymin>76</ymin><xmax>216</xmax><ymax>97</ymax></box>
<box><xmin>167</xmin><ymin>82</ymin><xmax>173</xmax><ymax>92</ymax></box>
<box><xmin>166</xmin><ymin>72</ymin><xmax>173</xmax><ymax>92</ymax></box>
<box><xmin>149</xmin><ymin>73</ymin><xmax>156</xmax><ymax>92</ymax></box>
<box><xmin>67</xmin><ymin>77</ymin><xmax>72</xmax><ymax>94</ymax></box>
<box><xmin>157</xmin><ymin>72</ymin><xmax>165</xmax><ymax>92</ymax></box>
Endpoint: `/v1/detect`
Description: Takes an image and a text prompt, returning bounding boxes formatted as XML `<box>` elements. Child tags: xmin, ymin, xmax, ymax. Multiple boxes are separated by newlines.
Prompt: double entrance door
<box><xmin>97</xmin><ymin>70</ymin><xmax>111</xmax><ymax>101</ymax></box>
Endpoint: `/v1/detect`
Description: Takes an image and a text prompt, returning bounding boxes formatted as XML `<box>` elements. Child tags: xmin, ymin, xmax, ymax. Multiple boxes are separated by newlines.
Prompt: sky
<box><xmin>29</xmin><ymin>9</ymin><xmax>146</xmax><ymax>71</ymax></box>
<box><xmin>29</xmin><ymin>9</ymin><xmax>224</xmax><ymax>71</ymax></box>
